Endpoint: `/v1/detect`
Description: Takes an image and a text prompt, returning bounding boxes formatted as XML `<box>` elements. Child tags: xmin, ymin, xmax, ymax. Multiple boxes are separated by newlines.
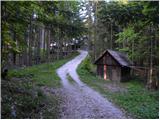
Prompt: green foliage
<box><xmin>77</xmin><ymin>56</ymin><xmax>109</xmax><ymax>89</ymax></box>
<box><xmin>2</xmin><ymin>1</ymin><xmax>86</xmax><ymax>68</ymax></box>
<box><xmin>142</xmin><ymin>1</ymin><xmax>159</xmax><ymax>25</ymax></box>
<box><xmin>116</xmin><ymin>26</ymin><xmax>139</xmax><ymax>60</ymax></box>
<box><xmin>93</xmin><ymin>1</ymin><xmax>158</xmax><ymax>70</ymax></box>
<box><xmin>77</xmin><ymin>57</ymin><xmax>159</xmax><ymax>119</ymax></box>
<box><xmin>111</xmin><ymin>80</ymin><xmax>159</xmax><ymax>118</ymax></box>
<box><xmin>1</xmin><ymin>77</ymin><xmax>61</xmax><ymax>119</ymax></box>
<box><xmin>80</xmin><ymin>55</ymin><xmax>96</xmax><ymax>74</ymax></box>
<box><xmin>116</xmin><ymin>26</ymin><xmax>138</xmax><ymax>43</ymax></box>
<box><xmin>2</xmin><ymin>77</ymin><xmax>43</xmax><ymax>118</ymax></box>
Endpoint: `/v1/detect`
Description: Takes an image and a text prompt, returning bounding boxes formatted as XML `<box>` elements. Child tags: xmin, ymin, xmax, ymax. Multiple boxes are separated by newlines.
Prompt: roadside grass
<box><xmin>40</xmin><ymin>91</ymin><xmax>62</xmax><ymax>119</ymax></box>
<box><xmin>2</xmin><ymin>52</ymin><xmax>79</xmax><ymax>118</ymax></box>
<box><xmin>77</xmin><ymin>56</ymin><xmax>159</xmax><ymax>119</ymax></box>
<box><xmin>8</xmin><ymin>52</ymin><xmax>79</xmax><ymax>88</ymax></box>
<box><xmin>67</xmin><ymin>73</ymin><xmax>76</xmax><ymax>84</ymax></box>
<box><xmin>1</xmin><ymin>78</ymin><xmax>61</xmax><ymax>119</ymax></box>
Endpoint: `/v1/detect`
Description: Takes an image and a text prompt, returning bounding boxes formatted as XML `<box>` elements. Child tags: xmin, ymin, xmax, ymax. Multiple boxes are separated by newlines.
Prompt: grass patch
<box><xmin>8</xmin><ymin>52</ymin><xmax>79</xmax><ymax>88</ymax></box>
<box><xmin>1</xmin><ymin>78</ymin><xmax>61</xmax><ymax>119</ymax></box>
<box><xmin>67</xmin><ymin>74</ymin><xmax>76</xmax><ymax>84</ymax></box>
<box><xmin>2</xmin><ymin>78</ymin><xmax>42</xmax><ymax>118</ymax></box>
<box><xmin>40</xmin><ymin>91</ymin><xmax>62</xmax><ymax>119</ymax></box>
<box><xmin>77</xmin><ymin>56</ymin><xmax>159</xmax><ymax>119</ymax></box>
<box><xmin>2</xmin><ymin>52</ymin><xmax>79</xmax><ymax>118</ymax></box>
<box><xmin>111</xmin><ymin>80</ymin><xmax>159</xmax><ymax>119</ymax></box>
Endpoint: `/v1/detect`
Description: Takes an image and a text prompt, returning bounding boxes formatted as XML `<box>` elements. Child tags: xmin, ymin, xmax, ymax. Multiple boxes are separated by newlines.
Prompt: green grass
<box><xmin>8</xmin><ymin>52</ymin><xmax>79</xmax><ymax>88</ymax></box>
<box><xmin>67</xmin><ymin>74</ymin><xmax>76</xmax><ymax>84</ymax></box>
<box><xmin>111</xmin><ymin>80</ymin><xmax>159</xmax><ymax>119</ymax></box>
<box><xmin>77</xmin><ymin>56</ymin><xmax>159</xmax><ymax>119</ymax></box>
<box><xmin>2</xmin><ymin>78</ymin><xmax>43</xmax><ymax>118</ymax></box>
<box><xmin>1</xmin><ymin>78</ymin><xmax>61</xmax><ymax>119</ymax></box>
<box><xmin>2</xmin><ymin>52</ymin><xmax>79</xmax><ymax>118</ymax></box>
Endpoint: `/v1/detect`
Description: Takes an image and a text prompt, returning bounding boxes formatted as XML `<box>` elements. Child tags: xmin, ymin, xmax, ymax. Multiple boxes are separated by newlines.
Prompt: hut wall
<box><xmin>97</xmin><ymin>65</ymin><xmax>104</xmax><ymax>77</ymax></box>
<box><xmin>121</xmin><ymin>67</ymin><xmax>130</xmax><ymax>82</ymax></box>
<box><xmin>103</xmin><ymin>52</ymin><xmax>119</xmax><ymax>66</ymax></box>
<box><xmin>106</xmin><ymin>66</ymin><xmax>112</xmax><ymax>80</ymax></box>
<box><xmin>96</xmin><ymin>57</ymin><xmax>104</xmax><ymax>65</ymax></box>
<box><xmin>110</xmin><ymin>66</ymin><xmax>121</xmax><ymax>82</ymax></box>
<box><xmin>95</xmin><ymin>52</ymin><xmax>119</xmax><ymax>66</ymax></box>
<box><xmin>102</xmin><ymin>65</ymin><xmax>121</xmax><ymax>82</ymax></box>
<box><xmin>95</xmin><ymin>50</ymin><xmax>131</xmax><ymax>82</ymax></box>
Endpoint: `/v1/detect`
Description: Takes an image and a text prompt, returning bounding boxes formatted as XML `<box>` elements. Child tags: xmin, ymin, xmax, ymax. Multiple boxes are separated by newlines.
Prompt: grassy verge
<box><xmin>8</xmin><ymin>52</ymin><xmax>79</xmax><ymax>88</ymax></box>
<box><xmin>67</xmin><ymin>74</ymin><xmax>76</xmax><ymax>84</ymax></box>
<box><xmin>2</xmin><ymin>52</ymin><xmax>79</xmax><ymax>118</ymax></box>
<box><xmin>77</xmin><ymin>56</ymin><xmax>159</xmax><ymax>119</ymax></box>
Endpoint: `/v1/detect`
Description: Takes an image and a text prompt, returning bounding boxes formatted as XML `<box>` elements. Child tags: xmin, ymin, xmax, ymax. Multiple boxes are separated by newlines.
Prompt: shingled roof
<box><xmin>94</xmin><ymin>49</ymin><xmax>133</xmax><ymax>67</ymax></box>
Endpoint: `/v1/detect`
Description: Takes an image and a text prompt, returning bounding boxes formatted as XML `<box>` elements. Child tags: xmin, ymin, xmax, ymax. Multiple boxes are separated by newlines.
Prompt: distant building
<box><xmin>94</xmin><ymin>49</ymin><xmax>133</xmax><ymax>82</ymax></box>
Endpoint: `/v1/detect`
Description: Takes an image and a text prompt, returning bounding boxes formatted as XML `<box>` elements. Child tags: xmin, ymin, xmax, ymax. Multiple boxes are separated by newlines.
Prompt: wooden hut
<box><xmin>94</xmin><ymin>49</ymin><xmax>132</xmax><ymax>82</ymax></box>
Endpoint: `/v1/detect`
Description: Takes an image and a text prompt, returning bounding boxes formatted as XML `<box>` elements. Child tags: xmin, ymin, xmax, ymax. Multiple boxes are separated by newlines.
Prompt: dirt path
<box><xmin>57</xmin><ymin>50</ymin><xmax>127</xmax><ymax>119</ymax></box>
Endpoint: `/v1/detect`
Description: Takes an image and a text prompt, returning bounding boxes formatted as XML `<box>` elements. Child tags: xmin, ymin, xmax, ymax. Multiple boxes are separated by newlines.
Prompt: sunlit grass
<box><xmin>8</xmin><ymin>52</ymin><xmax>79</xmax><ymax>88</ymax></box>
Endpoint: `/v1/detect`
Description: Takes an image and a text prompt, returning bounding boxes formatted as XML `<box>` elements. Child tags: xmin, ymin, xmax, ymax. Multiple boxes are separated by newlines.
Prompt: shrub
<box><xmin>81</xmin><ymin>55</ymin><xmax>96</xmax><ymax>74</ymax></box>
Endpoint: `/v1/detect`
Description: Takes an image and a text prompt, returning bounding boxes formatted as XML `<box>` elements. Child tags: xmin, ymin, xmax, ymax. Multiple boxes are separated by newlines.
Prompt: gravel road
<box><xmin>57</xmin><ymin>50</ymin><xmax>127</xmax><ymax>119</ymax></box>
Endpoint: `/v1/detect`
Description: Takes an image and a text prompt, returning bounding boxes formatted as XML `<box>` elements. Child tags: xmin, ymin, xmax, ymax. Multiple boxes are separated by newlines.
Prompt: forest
<box><xmin>87</xmin><ymin>1</ymin><xmax>159</xmax><ymax>89</ymax></box>
<box><xmin>2</xmin><ymin>1</ymin><xmax>86</xmax><ymax>67</ymax></box>
<box><xmin>1</xmin><ymin>0</ymin><xmax>159</xmax><ymax>119</ymax></box>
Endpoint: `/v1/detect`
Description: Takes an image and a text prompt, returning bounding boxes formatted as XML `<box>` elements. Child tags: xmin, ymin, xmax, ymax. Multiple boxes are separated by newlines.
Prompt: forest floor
<box><xmin>56</xmin><ymin>50</ymin><xmax>128</xmax><ymax>119</ymax></box>
<box><xmin>1</xmin><ymin>52</ymin><xmax>79</xmax><ymax>119</ymax></box>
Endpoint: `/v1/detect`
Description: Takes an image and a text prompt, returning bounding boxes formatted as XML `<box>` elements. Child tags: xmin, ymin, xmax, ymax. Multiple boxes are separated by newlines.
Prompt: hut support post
<box><xmin>104</xmin><ymin>64</ymin><xmax>107</xmax><ymax>80</ymax></box>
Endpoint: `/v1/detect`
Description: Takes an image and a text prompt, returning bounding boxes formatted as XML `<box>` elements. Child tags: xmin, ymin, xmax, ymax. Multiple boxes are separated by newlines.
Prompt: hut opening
<box><xmin>94</xmin><ymin>49</ymin><xmax>133</xmax><ymax>82</ymax></box>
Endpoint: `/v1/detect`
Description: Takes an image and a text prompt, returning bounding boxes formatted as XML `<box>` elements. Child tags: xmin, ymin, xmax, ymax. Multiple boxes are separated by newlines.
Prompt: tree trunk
<box><xmin>46</xmin><ymin>29</ymin><xmax>50</xmax><ymax>62</ymax></box>
<box><xmin>93</xmin><ymin>1</ymin><xmax>98</xmax><ymax>61</ymax></box>
<box><xmin>110</xmin><ymin>21</ymin><xmax>113</xmax><ymax>49</ymax></box>
<box><xmin>57</xmin><ymin>28</ymin><xmax>60</xmax><ymax>60</ymax></box>
<box><xmin>28</xmin><ymin>16</ymin><xmax>33</xmax><ymax>66</ymax></box>
<box><xmin>12</xmin><ymin>30</ymin><xmax>16</xmax><ymax>66</ymax></box>
<box><xmin>43</xmin><ymin>28</ymin><xmax>46</xmax><ymax>63</ymax></box>
<box><xmin>38</xmin><ymin>28</ymin><xmax>41</xmax><ymax>64</ymax></box>
<box><xmin>23</xmin><ymin>30</ymin><xmax>28</xmax><ymax>66</ymax></box>
<box><xmin>147</xmin><ymin>24</ymin><xmax>153</xmax><ymax>89</ymax></box>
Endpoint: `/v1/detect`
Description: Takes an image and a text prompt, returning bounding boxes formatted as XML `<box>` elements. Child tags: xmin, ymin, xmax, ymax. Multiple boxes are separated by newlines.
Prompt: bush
<box><xmin>81</xmin><ymin>55</ymin><xmax>96</xmax><ymax>74</ymax></box>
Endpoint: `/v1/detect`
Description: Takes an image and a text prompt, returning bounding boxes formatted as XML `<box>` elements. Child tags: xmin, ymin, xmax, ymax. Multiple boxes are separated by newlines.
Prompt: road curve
<box><xmin>56</xmin><ymin>50</ymin><xmax>127</xmax><ymax>119</ymax></box>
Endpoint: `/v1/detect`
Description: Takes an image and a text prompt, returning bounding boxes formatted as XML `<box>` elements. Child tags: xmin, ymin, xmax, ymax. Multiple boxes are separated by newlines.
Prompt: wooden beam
<box><xmin>104</xmin><ymin>64</ymin><xmax>107</xmax><ymax>80</ymax></box>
